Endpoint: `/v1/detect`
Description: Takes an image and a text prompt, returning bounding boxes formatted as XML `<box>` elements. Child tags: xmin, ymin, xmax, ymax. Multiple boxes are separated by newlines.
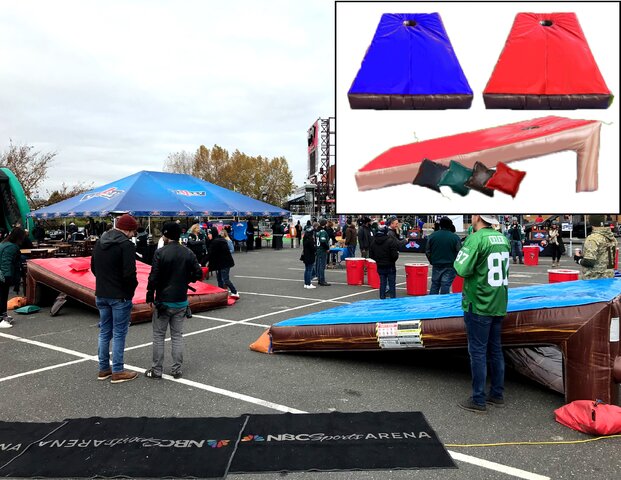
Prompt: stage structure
<box><xmin>251</xmin><ymin>279</ymin><xmax>621</xmax><ymax>405</ymax></box>
<box><xmin>307</xmin><ymin>117</ymin><xmax>335</xmax><ymax>217</ymax></box>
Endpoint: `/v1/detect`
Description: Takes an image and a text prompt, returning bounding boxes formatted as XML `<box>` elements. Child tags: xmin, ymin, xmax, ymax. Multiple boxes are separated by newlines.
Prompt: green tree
<box><xmin>164</xmin><ymin>144</ymin><xmax>294</xmax><ymax>207</ymax></box>
<box><xmin>46</xmin><ymin>182</ymin><xmax>94</xmax><ymax>206</ymax></box>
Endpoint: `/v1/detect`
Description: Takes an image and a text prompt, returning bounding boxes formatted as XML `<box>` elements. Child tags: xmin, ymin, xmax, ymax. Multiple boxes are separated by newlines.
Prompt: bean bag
<box><xmin>485</xmin><ymin>162</ymin><xmax>527</xmax><ymax>197</ymax></box>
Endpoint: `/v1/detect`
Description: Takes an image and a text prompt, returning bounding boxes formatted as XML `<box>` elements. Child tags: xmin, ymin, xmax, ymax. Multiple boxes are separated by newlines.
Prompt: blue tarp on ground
<box><xmin>275</xmin><ymin>278</ymin><xmax>621</xmax><ymax>327</ymax></box>
<box><xmin>348</xmin><ymin>13</ymin><xmax>472</xmax><ymax>96</ymax></box>
<box><xmin>29</xmin><ymin>171</ymin><xmax>289</xmax><ymax>218</ymax></box>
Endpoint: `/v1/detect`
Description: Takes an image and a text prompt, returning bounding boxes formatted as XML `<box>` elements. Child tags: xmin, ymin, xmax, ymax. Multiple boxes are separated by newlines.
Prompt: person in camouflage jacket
<box><xmin>574</xmin><ymin>214</ymin><xmax>618</xmax><ymax>279</ymax></box>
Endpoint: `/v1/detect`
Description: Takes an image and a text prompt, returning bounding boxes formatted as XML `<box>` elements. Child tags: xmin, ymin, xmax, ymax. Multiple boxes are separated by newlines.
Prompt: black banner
<box><xmin>0</xmin><ymin>413</ymin><xmax>455</xmax><ymax>477</ymax></box>
<box><xmin>230</xmin><ymin>411</ymin><xmax>456</xmax><ymax>473</ymax></box>
<box><xmin>0</xmin><ymin>417</ymin><xmax>246</xmax><ymax>478</ymax></box>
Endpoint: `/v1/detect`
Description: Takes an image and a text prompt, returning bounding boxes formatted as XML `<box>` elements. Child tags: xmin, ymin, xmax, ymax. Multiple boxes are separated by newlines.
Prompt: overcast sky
<box><xmin>0</xmin><ymin>0</ymin><xmax>334</xmax><ymax>196</ymax></box>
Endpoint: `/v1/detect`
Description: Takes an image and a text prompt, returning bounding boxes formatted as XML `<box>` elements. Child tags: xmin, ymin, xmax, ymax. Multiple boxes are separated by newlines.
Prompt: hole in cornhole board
<box><xmin>403</xmin><ymin>20</ymin><xmax>417</xmax><ymax>27</ymax></box>
<box><xmin>540</xmin><ymin>19</ymin><xmax>554</xmax><ymax>26</ymax></box>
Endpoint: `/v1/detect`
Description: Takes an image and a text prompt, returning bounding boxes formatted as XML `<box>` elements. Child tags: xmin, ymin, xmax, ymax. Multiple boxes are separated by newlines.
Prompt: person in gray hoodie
<box><xmin>91</xmin><ymin>214</ymin><xmax>139</xmax><ymax>384</ymax></box>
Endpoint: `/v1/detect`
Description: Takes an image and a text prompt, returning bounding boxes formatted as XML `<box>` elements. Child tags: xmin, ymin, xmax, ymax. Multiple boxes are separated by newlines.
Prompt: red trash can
<box><xmin>201</xmin><ymin>266</ymin><xmax>209</xmax><ymax>280</ymax></box>
<box><xmin>548</xmin><ymin>269</ymin><xmax>580</xmax><ymax>283</ymax></box>
<box><xmin>405</xmin><ymin>263</ymin><xmax>428</xmax><ymax>296</ymax></box>
<box><xmin>366</xmin><ymin>259</ymin><xmax>380</xmax><ymax>289</ymax></box>
<box><xmin>452</xmin><ymin>274</ymin><xmax>464</xmax><ymax>293</ymax></box>
<box><xmin>346</xmin><ymin>258</ymin><xmax>365</xmax><ymax>285</ymax></box>
<box><xmin>523</xmin><ymin>245</ymin><xmax>540</xmax><ymax>266</ymax></box>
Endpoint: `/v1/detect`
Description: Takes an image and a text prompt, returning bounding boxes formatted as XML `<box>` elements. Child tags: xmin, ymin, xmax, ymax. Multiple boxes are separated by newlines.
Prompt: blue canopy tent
<box><xmin>29</xmin><ymin>171</ymin><xmax>289</xmax><ymax>219</ymax></box>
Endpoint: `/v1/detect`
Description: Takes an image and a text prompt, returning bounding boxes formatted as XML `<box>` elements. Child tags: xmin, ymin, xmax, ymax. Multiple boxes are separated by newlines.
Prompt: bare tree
<box><xmin>163</xmin><ymin>150</ymin><xmax>194</xmax><ymax>174</ymax></box>
<box><xmin>0</xmin><ymin>140</ymin><xmax>56</xmax><ymax>204</ymax></box>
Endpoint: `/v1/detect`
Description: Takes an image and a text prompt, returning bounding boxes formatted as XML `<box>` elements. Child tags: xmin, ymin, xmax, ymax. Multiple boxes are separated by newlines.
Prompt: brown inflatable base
<box><xmin>348</xmin><ymin>93</ymin><xmax>473</xmax><ymax>110</ymax></box>
<box><xmin>483</xmin><ymin>93</ymin><xmax>613</xmax><ymax>110</ymax></box>
<box><xmin>254</xmin><ymin>299</ymin><xmax>621</xmax><ymax>405</ymax></box>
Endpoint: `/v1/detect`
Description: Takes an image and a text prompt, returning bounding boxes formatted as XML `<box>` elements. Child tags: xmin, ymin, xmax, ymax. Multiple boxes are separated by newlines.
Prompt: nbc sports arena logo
<box><xmin>81</xmin><ymin>187</ymin><xmax>124</xmax><ymax>201</ymax></box>
<box><xmin>240</xmin><ymin>431</ymin><xmax>431</xmax><ymax>442</ymax></box>
<box><xmin>175</xmin><ymin>190</ymin><xmax>206</xmax><ymax>197</ymax></box>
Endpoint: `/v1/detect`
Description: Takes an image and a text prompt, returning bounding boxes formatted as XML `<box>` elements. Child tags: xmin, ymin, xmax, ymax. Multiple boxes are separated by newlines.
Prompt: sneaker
<box><xmin>318</xmin><ymin>282</ymin><xmax>331</xmax><ymax>286</ymax></box>
<box><xmin>172</xmin><ymin>371</ymin><xmax>183</xmax><ymax>379</ymax></box>
<box><xmin>110</xmin><ymin>371</ymin><xmax>138</xmax><ymax>384</ymax></box>
<box><xmin>457</xmin><ymin>398</ymin><xmax>487</xmax><ymax>413</ymax></box>
<box><xmin>97</xmin><ymin>369</ymin><xmax>112</xmax><ymax>381</ymax></box>
<box><xmin>144</xmin><ymin>368</ymin><xmax>162</xmax><ymax>380</ymax></box>
<box><xmin>486</xmin><ymin>396</ymin><xmax>505</xmax><ymax>408</ymax></box>
<box><xmin>305</xmin><ymin>284</ymin><xmax>316</xmax><ymax>289</ymax></box>
<box><xmin>0</xmin><ymin>319</ymin><xmax>13</xmax><ymax>329</ymax></box>
<box><xmin>230</xmin><ymin>293</ymin><xmax>240</xmax><ymax>299</ymax></box>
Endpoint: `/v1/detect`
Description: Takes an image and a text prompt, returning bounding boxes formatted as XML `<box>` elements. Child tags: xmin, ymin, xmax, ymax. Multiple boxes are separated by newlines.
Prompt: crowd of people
<box><xmin>2</xmin><ymin>213</ymin><xmax>619</xmax><ymax>414</ymax></box>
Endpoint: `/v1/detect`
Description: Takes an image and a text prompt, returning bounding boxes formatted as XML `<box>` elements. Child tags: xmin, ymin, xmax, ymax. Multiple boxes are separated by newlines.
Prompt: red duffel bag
<box><xmin>554</xmin><ymin>400</ymin><xmax>621</xmax><ymax>435</ymax></box>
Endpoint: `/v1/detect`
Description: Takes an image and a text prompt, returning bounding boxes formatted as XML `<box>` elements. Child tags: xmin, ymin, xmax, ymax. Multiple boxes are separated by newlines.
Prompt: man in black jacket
<box><xmin>426</xmin><ymin>216</ymin><xmax>462</xmax><ymax>294</ymax></box>
<box><xmin>91</xmin><ymin>214</ymin><xmax>139</xmax><ymax>384</ymax></box>
<box><xmin>208</xmin><ymin>227</ymin><xmax>239</xmax><ymax>298</ymax></box>
<box><xmin>369</xmin><ymin>226</ymin><xmax>399</xmax><ymax>299</ymax></box>
<box><xmin>357</xmin><ymin>217</ymin><xmax>373</xmax><ymax>258</ymax></box>
<box><xmin>145</xmin><ymin>222</ymin><xmax>203</xmax><ymax>380</ymax></box>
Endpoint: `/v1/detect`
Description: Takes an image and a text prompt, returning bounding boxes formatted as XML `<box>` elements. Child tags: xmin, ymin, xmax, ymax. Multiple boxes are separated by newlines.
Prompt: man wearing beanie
<box><xmin>454</xmin><ymin>215</ymin><xmax>511</xmax><ymax>413</ymax></box>
<box><xmin>91</xmin><ymin>214</ymin><xmax>139</xmax><ymax>384</ymax></box>
<box><xmin>426</xmin><ymin>216</ymin><xmax>461</xmax><ymax>294</ymax></box>
<box><xmin>574</xmin><ymin>214</ymin><xmax>618</xmax><ymax>279</ymax></box>
<box><xmin>145</xmin><ymin>222</ymin><xmax>203</xmax><ymax>380</ymax></box>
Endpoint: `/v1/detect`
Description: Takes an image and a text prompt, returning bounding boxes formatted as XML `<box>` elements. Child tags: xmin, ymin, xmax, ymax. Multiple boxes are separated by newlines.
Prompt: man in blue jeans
<box><xmin>91</xmin><ymin>214</ymin><xmax>139</xmax><ymax>384</ymax></box>
<box><xmin>426</xmin><ymin>216</ymin><xmax>461</xmax><ymax>294</ymax></box>
<box><xmin>454</xmin><ymin>215</ymin><xmax>511</xmax><ymax>413</ymax></box>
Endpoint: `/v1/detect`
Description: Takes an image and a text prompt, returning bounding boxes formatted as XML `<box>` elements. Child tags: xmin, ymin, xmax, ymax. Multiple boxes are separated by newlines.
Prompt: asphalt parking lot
<box><xmin>1</xmin><ymin>246</ymin><xmax>620</xmax><ymax>480</ymax></box>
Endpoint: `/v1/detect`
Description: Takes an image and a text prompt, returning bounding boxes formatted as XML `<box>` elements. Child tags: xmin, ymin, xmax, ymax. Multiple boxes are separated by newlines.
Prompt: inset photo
<box><xmin>335</xmin><ymin>2</ymin><xmax>620</xmax><ymax>213</ymax></box>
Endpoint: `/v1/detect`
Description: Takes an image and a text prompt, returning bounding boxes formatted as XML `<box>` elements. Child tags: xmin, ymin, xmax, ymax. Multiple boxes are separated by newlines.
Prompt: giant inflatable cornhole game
<box><xmin>355</xmin><ymin>116</ymin><xmax>601</xmax><ymax>193</ymax></box>
<box><xmin>26</xmin><ymin>258</ymin><xmax>229</xmax><ymax>323</ymax></box>
<box><xmin>348</xmin><ymin>13</ymin><xmax>472</xmax><ymax>109</ymax></box>
<box><xmin>484</xmin><ymin>13</ymin><xmax>613</xmax><ymax>109</ymax></box>
<box><xmin>252</xmin><ymin>279</ymin><xmax>621</xmax><ymax>404</ymax></box>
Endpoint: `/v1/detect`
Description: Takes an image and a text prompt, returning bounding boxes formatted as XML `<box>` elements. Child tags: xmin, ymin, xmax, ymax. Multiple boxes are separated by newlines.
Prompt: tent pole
<box><xmin>64</xmin><ymin>219</ymin><xmax>67</xmax><ymax>241</ymax></box>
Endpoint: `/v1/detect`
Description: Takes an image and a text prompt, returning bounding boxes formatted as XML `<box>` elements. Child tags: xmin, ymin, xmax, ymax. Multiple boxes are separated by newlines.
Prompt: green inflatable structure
<box><xmin>0</xmin><ymin>167</ymin><xmax>34</xmax><ymax>234</ymax></box>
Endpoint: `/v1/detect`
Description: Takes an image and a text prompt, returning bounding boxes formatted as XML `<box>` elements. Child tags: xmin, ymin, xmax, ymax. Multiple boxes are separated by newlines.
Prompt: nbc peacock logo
<box><xmin>241</xmin><ymin>434</ymin><xmax>265</xmax><ymax>442</ymax></box>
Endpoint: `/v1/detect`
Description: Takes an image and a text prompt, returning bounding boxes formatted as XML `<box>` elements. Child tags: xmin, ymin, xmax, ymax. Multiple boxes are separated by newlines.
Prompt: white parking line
<box><xmin>0</xmin><ymin>358</ymin><xmax>90</xmax><ymax>383</ymax></box>
<box><xmin>237</xmin><ymin>291</ymin><xmax>351</xmax><ymax>304</ymax></box>
<box><xmin>449</xmin><ymin>451</ymin><xmax>549</xmax><ymax>480</ymax></box>
<box><xmin>1</xmin><ymin>288</ymin><xmax>548</xmax><ymax>479</ymax></box>
<box><xmin>236</xmin><ymin>275</ymin><xmax>352</xmax><ymax>286</ymax></box>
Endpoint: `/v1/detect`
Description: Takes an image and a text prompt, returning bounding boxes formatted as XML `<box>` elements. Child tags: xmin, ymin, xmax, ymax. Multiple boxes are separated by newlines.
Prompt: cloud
<box><xmin>0</xmin><ymin>0</ymin><xmax>334</xmax><ymax>194</ymax></box>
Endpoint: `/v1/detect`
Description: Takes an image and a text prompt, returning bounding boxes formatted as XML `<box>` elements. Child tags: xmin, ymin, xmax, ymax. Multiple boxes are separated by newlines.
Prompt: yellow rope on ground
<box><xmin>446</xmin><ymin>434</ymin><xmax>621</xmax><ymax>448</ymax></box>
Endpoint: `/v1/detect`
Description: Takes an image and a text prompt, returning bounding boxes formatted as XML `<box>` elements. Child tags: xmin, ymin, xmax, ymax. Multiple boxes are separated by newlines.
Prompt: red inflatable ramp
<box><xmin>25</xmin><ymin>257</ymin><xmax>229</xmax><ymax>323</ymax></box>
<box><xmin>355</xmin><ymin>116</ymin><xmax>601</xmax><ymax>192</ymax></box>
<box><xmin>484</xmin><ymin>13</ymin><xmax>612</xmax><ymax>109</ymax></box>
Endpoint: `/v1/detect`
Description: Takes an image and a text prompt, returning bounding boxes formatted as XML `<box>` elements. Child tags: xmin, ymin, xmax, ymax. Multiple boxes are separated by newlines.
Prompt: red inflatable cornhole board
<box><xmin>26</xmin><ymin>257</ymin><xmax>229</xmax><ymax>323</ymax></box>
<box><xmin>484</xmin><ymin>13</ymin><xmax>612</xmax><ymax>109</ymax></box>
<box><xmin>355</xmin><ymin>116</ymin><xmax>601</xmax><ymax>193</ymax></box>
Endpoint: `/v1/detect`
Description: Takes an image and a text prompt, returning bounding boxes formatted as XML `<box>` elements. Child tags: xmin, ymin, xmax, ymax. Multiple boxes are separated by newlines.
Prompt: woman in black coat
<box><xmin>207</xmin><ymin>227</ymin><xmax>239</xmax><ymax>298</ymax></box>
<box><xmin>301</xmin><ymin>227</ymin><xmax>317</xmax><ymax>289</ymax></box>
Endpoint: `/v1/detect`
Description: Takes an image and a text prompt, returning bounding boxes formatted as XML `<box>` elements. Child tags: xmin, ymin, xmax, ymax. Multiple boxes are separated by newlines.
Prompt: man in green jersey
<box><xmin>454</xmin><ymin>214</ymin><xmax>511</xmax><ymax>413</ymax></box>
